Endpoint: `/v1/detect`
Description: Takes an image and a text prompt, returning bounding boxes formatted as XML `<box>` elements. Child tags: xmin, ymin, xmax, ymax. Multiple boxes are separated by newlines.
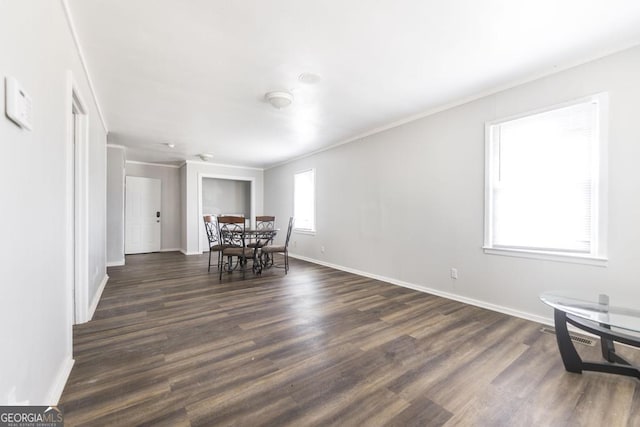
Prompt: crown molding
<box><xmin>185</xmin><ymin>159</ymin><xmax>263</xmax><ymax>171</ymax></box>
<box><xmin>125</xmin><ymin>160</ymin><xmax>181</xmax><ymax>169</ymax></box>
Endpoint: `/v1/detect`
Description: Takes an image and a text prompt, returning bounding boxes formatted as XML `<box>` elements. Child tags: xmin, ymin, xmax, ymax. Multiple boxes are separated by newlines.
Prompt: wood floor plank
<box><xmin>59</xmin><ymin>251</ymin><xmax>640</xmax><ymax>426</ymax></box>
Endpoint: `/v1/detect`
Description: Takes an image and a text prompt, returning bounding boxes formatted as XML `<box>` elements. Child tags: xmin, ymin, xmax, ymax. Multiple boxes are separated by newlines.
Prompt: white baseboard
<box><xmin>160</xmin><ymin>248</ymin><xmax>182</xmax><ymax>252</ymax></box>
<box><xmin>288</xmin><ymin>253</ymin><xmax>553</xmax><ymax>327</ymax></box>
<box><xmin>88</xmin><ymin>274</ymin><xmax>109</xmax><ymax>321</ymax></box>
<box><xmin>180</xmin><ymin>249</ymin><xmax>202</xmax><ymax>256</ymax></box>
<box><xmin>106</xmin><ymin>259</ymin><xmax>125</xmax><ymax>267</ymax></box>
<box><xmin>46</xmin><ymin>356</ymin><xmax>74</xmax><ymax>405</ymax></box>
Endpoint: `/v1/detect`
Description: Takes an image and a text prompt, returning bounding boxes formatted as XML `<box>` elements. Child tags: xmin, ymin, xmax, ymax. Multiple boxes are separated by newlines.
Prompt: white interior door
<box><xmin>125</xmin><ymin>176</ymin><xmax>161</xmax><ymax>254</ymax></box>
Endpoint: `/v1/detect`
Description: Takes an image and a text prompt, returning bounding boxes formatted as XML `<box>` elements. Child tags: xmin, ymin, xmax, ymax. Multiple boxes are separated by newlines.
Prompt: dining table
<box><xmin>540</xmin><ymin>290</ymin><xmax>640</xmax><ymax>379</ymax></box>
<box><xmin>219</xmin><ymin>228</ymin><xmax>279</xmax><ymax>276</ymax></box>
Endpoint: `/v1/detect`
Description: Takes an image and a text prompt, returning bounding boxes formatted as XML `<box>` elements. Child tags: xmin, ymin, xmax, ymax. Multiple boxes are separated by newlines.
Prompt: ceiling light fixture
<box><xmin>166</xmin><ymin>143</ymin><xmax>175</xmax><ymax>149</ymax></box>
<box><xmin>265</xmin><ymin>91</ymin><xmax>294</xmax><ymax>109</ymax></box>
<box><xmin>198</xmin><ymin>153</ymin><xmax>213</xmax><ymax>161</ymax></box>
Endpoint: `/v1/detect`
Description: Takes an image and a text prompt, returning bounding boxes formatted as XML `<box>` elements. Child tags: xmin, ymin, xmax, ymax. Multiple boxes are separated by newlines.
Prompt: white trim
<box><xmin>88</xmin><ymin>274</ymin><xmax>109</xmax><ymax>321</ymax></box>
<box><xmin>45</xmin><ymin>357</ymin><xmax>75</xmax><ymax>405</ymax></box>
<box><xmin>120</xmin><ymin>147</ymin><xmax>126</xmax><ymax>262</ymax></box>
<box><xmin>103</xmin><ymin>133</ymin><xmax>108</xmax><ymax>303</ymax></box>
<box><xmin>60</xmin><ymin>0</ymin><xmax>108</xmax><ymax>132</ymax></box>
<box><xmin>595</xmin><ymin>94</ymin><xmax>609</xmax><ymax>262</ymax></box>
<box><xmin>185</xmin><ymin>159</ymin><xmax>263</xmax><ymax>171</ymax></box>
<box><xmin>126</xmin><ymin>160</ymin><xmax>181</xmax><ymax>169</ymax></box>
<box><xmin>159</xmin><ymin>247</ymin><xmax>182</xmax><ymax>252</ymax></box>
<box><xmin>66</xmin><ymin>71</ymin><xmax>91</xmax><ymax>325</ymax></box>
<box><xmin>180</xmin><ymin>249</ymin><xmax>201</xmax><ymax>256</ymax></box>
<box><xmin>483</xmin><ymin>123</ymin><xmax>493</xmax><ymax>250</ymax></box>
<box><xmin>106</xmin><ymin>259</ymin><xmax>125</xmax><ymax>267</ymax></box>
<box><xmin>288</xmin><ymin>253</ymin><xmax>552</xmax><ymax>326</ymax></box>
<box><xmin>197</xmin><ymin>173</ymin><xmax>256</xmax><ymax>253</ymax></box>
<box><xmin>483</xmin><ymin>247</ymin><xmax>608</xmax><ymax>267</ymax></box>
<box><xmin>293</xmin><ymin>230</ymin><xmax>316</xmax><ymax>236</ymax></box>
<box><xmin>106</xmin><ymin>143</ymin><xmax>126</xmax><ymax>150</ymax></box>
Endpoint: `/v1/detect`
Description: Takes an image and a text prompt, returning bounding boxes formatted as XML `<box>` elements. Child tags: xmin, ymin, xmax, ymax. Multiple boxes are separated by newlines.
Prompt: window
<box><xmin>484</xmin><ymin>94</ymin><xmax>607</xmax><ymax>264</ymax></box>
<box><xmin>294</xmin><ymin>168</ymin><xmax>315</xmax><ymax>232</ymax></box>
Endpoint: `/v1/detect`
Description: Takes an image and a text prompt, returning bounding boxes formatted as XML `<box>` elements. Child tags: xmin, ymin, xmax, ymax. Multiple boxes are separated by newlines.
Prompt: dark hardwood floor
<box><xmin>60</xmin><ymin>252</ymin><xmax>640</xmax><ymax>426</ymax></box>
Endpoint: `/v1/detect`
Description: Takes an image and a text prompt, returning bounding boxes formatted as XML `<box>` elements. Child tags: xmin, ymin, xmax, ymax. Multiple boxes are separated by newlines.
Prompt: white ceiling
<box><xmin>68</xmin><ymin>0</ymin><xmax>640</xmax><ymax>169</ymax></box>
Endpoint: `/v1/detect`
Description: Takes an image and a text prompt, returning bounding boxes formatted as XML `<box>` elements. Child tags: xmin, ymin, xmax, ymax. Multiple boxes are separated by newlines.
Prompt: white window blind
<box><xmin>486</xmin><ymin>97</ymin><xmax>603</xmax><ymax>256</ymax></box>
<box><xmin>294</xmin><ymin>169</ymin><xmax>315</xmax><ymax>232</ymax></box>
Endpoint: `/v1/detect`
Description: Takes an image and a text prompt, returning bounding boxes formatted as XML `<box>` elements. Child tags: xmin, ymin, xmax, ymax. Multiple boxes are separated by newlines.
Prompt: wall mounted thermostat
<box><xmin>5</xmin><ymin>76</ymin><xmax>33</xmax><ymax>130</ymax></box>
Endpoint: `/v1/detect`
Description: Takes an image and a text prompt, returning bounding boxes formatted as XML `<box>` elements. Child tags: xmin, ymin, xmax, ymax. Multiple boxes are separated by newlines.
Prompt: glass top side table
<box><xmin>540</xmin><ymin>291</ymin><xmax>640</xmax><ymax>379</ymax></box>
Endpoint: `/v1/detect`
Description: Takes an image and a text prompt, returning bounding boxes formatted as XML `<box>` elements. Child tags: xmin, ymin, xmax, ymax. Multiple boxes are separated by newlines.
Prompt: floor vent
<box><xmin>540</xmin><ymin>327</ymin><xmax>597</xmax><ymax>346</ymax></box>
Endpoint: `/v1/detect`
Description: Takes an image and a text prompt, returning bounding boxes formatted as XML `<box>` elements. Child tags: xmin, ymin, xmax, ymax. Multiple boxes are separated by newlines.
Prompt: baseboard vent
<box><xmin>540</xmin><ymin>327</ymin><xmax>596</xmax><ymax>346</ymax></box>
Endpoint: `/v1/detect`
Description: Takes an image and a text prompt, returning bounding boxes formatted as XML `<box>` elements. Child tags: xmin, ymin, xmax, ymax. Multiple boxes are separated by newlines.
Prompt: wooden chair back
<box><xmin>256</xmin><ymin>216</ymin><xmax>276</xmax><ymax>230</ymax></box>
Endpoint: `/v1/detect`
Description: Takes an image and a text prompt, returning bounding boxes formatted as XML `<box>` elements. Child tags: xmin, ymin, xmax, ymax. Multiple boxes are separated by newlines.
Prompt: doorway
<box><xmin>125</xmin><ymin>176</ymin><xmax>162</xmax><ymax>254</ymax></box>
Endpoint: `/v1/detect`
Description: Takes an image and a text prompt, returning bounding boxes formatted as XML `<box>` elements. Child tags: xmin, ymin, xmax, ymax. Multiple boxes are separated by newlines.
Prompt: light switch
<box><xmin>5</xmin><ymin>76</ymin><xmax>33</xmax><ymax>130</ymax></box>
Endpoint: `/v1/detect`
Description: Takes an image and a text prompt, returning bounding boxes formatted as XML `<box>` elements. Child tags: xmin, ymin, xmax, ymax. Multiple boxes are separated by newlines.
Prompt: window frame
<box><xmin>483</xmin><ymin>93</ymin><xmax>608</xmax><ymax>266</ymax></box>
<box><xmin>293</xmin><ymin>168</ymin><xmax>316</xmax><ymax>234</ymax></box>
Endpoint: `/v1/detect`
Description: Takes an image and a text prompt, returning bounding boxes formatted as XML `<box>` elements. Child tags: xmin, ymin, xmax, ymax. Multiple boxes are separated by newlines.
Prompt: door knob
<box><xmin>156</xmin><ymin>211</ymin><xmax>161</xmax><ymax>218</ymax></box>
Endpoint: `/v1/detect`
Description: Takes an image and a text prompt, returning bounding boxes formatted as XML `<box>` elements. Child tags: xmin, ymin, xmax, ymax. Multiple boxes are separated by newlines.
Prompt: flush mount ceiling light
<box><xmin>265</xmin><ymin>91</ymin><xmax>294</xmax><ymax>109</ymax></box>
<box><xmin>198</xmin><ymin>153</ymin><xmax>213</xmax><ymax>161</ymax></box>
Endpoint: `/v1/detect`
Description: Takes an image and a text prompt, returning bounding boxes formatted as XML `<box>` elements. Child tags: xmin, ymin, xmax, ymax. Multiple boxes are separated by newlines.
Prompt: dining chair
<box><xmin>256</xmin><ymin>215</ymin><xmax>276</xmax><ymax>230</ymax></box>
<box><xmin>248</xmin><ymin>216</ymin><xmax>276</xmax><ymax>249</ymax></box>
<box><xmin>218</xmin><ymin>215</ymin><xmax>254</xmax><ymax>280</ymax></box>
<box><xmin>203</xmin><ymin>215</ymin><xmax>224</xmax><ymax>273</ymax></box>
<box><xmin>262</xmin><ymin>217</ymin><xmax>294</xmax><ymax>274</ymax></box>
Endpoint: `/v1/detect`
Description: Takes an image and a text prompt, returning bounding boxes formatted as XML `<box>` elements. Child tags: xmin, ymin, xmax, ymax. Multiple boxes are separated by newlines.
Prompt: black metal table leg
<box><xmin>552</xmin><ymin>309</ymin><xmax>640</xmax><ymax>379</ymax></box>
<box><xmin>553</xmin><ymin>309</ymin><xmax>583</xmax><ymax>373</ymax></box>
<box><xmin>599</xmin><ymin>323</ymin><xmax>630</xmax><ymax>365</ymax></box>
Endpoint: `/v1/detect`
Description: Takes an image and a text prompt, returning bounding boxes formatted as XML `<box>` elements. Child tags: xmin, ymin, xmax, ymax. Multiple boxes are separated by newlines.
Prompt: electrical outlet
<box><xmin>450</xmin><ymin>268</ymin><xmax>458</xmax><ymax>279</ymax></box>
<box><xmin>321</xmin><ymin>246</ymin><xmax>325</xmax><ymax>253</ymax></box>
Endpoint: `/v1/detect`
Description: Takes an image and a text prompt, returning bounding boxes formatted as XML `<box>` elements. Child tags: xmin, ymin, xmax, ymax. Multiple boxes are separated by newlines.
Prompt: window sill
<box><xmin>483</xmin><ymin>246</ymin><xmax>608</xmax><ymax>267</ymax></box>
<box><xmin>294</xmin><ymin>229</ymin><xmax>316</xmax><ymax>236</ymax></box>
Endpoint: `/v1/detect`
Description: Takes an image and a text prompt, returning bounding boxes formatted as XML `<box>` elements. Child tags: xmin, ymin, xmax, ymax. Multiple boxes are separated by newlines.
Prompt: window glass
<box><xmin>294</xmin><ymin>169</ymin><xmax>315</xmax><ymax>232</ymax></box>
<box><xmin>485</xmin><ymin>95</ymin><xmax>606</xmax><ymax>259</ymax></box>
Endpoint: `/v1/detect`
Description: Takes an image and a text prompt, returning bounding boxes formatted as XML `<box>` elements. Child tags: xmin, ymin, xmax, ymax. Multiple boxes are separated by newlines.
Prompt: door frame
<box><xmin>66</xmin><ymin>71</ymin><xmax>90</xmax><ymax>325</ymax></box>
<box><xmin>198</xmin><ymin>173</ymin><xmax>256</xmax><ymax>253</ymax></box>
<box><xmin>125</xmin><ymin>176</ymin><xmax>162</xmax><ymax>254</ymax></box>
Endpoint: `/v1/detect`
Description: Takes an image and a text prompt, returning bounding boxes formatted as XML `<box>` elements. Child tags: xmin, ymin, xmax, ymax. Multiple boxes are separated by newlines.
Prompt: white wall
<box><xmin>183</xmin><ymin>161</ymin><xmax>264</xmax><ymax>254</ymax></box>
<box><xmin>265</xmin><ymin>45</ymin><xmax>640</xmax><ymax>323</ymax></box>
<box><xmin>0</xmin><ymin>1</ymin><xmax>107</xmax><ymax>405</ymax></box>
<box><xmin>107</xmin><ymin>146</ymin><xmax>125</xmax><ymax>265</ymax></box>
<box><xmin>125</xmin><ymin>162</ymin><xmax>182</xmax><ymax>251</ymax></box>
